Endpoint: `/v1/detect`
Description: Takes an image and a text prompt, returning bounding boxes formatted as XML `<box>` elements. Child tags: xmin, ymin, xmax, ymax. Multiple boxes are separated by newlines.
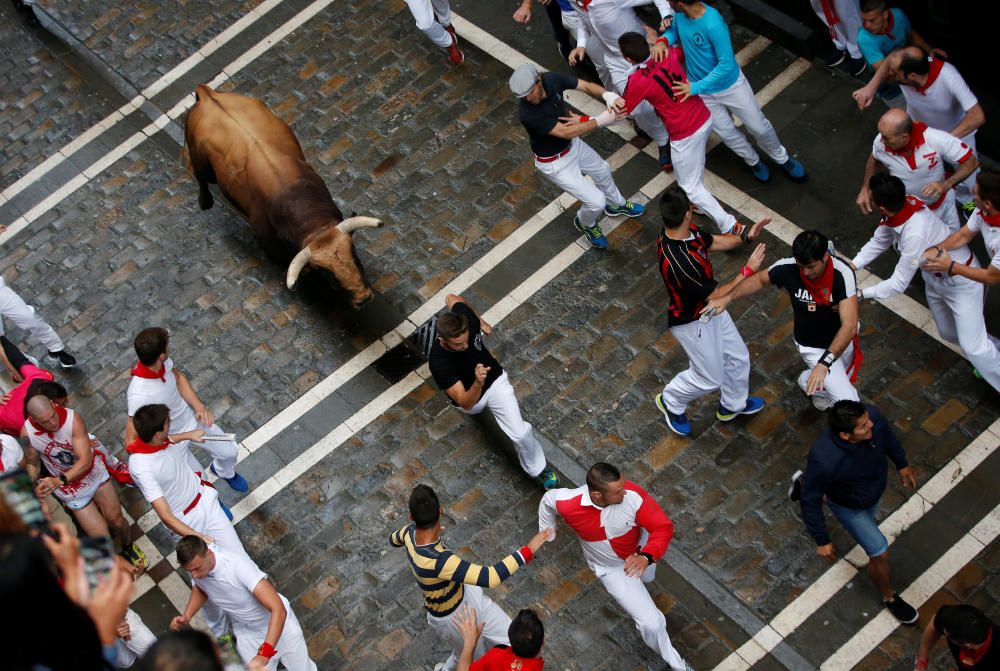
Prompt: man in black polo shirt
<box><xmin>705</xmin><ymin>230</ymin><xmax>861</xmax><ymax>410</ymax></box>
<box><xmin>653</xmin><ymin>187</ymin><xmax>770</xmax><ymax>437</ymax></box>
<box><xmin>509</xmin><ymin>62</ymin><xmax>645</xmax><ymax>250</ymax></box>
<box><xmin>428</xmin><ymin>294</ymin><xmax>558</xmax><ymax>489</ymax></box>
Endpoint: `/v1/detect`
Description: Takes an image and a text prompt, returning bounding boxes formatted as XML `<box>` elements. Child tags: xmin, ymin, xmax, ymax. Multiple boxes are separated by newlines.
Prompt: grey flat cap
<box><xmin>509</xmin><ymin>63</ymin><xmax>539</xmax><ymax>97</ymax></box>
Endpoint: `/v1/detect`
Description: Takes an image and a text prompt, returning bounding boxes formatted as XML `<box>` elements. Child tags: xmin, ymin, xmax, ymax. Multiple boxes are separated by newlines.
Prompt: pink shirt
<box><xmin>0</xmin><ymin>365</ymin><xmax>53</xmax><ymax>436</ymax></box>
<box><xmin>623</xmin><ymin>49</ymin><xmax>711</xmax><ymax>141</ymax></box>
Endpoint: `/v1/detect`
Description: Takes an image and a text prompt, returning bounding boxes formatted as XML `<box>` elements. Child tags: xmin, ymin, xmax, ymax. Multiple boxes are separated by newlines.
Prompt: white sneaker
<box><xmin>810</xmin><ymin>393</ymin><xmax>834</xmax><ymax>412</ymax></box>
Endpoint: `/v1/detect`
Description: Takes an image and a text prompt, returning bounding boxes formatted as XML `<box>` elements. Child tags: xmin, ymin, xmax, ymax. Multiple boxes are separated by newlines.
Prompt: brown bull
<box><xmin>184</xmin><ymin>84</ymin><xmax>382</xmax><ymax>308</ymax></box>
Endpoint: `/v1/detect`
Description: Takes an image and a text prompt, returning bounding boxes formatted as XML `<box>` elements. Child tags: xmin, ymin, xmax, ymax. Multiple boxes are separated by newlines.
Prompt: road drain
<box><xmin>372</xmin><ymin>318</ymin><xmax>438</xmax><ymax>383</ymax></box>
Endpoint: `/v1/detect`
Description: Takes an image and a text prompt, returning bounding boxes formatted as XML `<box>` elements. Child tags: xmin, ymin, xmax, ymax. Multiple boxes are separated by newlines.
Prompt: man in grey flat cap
<box><xmin>510</xmin><ymin>63</ymin><xmax>645</xmax><ymax>250</ymax></box>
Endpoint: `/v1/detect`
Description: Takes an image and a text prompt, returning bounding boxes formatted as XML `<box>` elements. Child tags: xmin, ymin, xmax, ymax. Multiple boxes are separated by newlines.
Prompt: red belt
<box><xmin>535</xmin><ymin>146</ymin><xmax>571</xmax><ymax>163</ymax></box>
<box><xmin>926</xmin><ymin>191</ymin><xmax>948</xmax><ymax>210</ymax></box>
<box><xmin>183</xmin><ymin>493</ymin><xmax>201</xmax><ymax>515</ymax></box>
<box><xmin>933</xmin><ymin>252</ymin><xmax>973</xmax><ymax>277</ymax></box>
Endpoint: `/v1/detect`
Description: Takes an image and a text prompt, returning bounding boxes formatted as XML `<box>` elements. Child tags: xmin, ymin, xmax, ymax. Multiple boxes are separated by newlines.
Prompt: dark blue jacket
<box><xmin>800</xmin><ymin>405</ymin><xmax>908</xmax><ymax>546</ymax></box>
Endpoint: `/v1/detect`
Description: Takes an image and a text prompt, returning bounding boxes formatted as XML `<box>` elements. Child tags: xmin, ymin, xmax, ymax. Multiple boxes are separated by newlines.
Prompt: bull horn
<box><xmin>337</xmin><ymin>216</ymin><xmax>384</xmax><ymax>234</ymax></box>
<box><xmin>286</xmin><ymin>247</ymin><xmax>313</xmax><ymax>289</ymax></box>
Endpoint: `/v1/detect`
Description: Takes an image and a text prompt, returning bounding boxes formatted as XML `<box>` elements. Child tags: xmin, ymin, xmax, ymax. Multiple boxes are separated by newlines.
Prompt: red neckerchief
<box><xmin>884</xmin><ymin>121</ymin><xmax>928</xmax><ymax>170</ymax></box>
<box><xmin>126</xmin><ymin>437</ymin><xmax>172</xmax><ymax>455</ymax></box>
<box><xmin>915</xmin><ymin>58</ymin><xmax>945</xmax><ymax>94</ymax></box>
<box><xmin>819</xmin><ymin>0</ymin><xmax>840</xmax><ymax>40</ymax></box>
<box><xmin>958</xmin><ymin>625</ymin><xmax>992</xmax><ymax>667</ymax></box>
<box><xmin>881</xmin><ymin>196</ymin><xmax>924</xmax><ymax>228</ymax></box>
<box><xmin>574</xmin><ymin>0</ymin><xmax>591</xmax><ymax>11</ymax></box>
<box><xmin>981</xmin><ymin>210</ymin><xmax>1000</xmax><ymax>228</ymax></box>
<box><xmin>28</xmin><ymin>405</ymin><xmax>68</xmax><ymax>438</ymax></box>
<box><xmin>800</xmin><ymin>257</ymin><xmax>834</xmax><ymax>306</ymax></box>
<box><xmin>131</xmin><ymin>361</ymin><xmax>166</xmax><ymax>382</ymax></box>
<box><xmin>877</xmin><ymin>10</ymin><xmax>895</xmax><ymax>38</ymax></box>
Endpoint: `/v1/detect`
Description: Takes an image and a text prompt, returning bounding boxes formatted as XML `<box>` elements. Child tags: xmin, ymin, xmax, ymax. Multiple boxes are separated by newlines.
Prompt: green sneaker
<box><xmin>573</xmin><ymin>216</ymin><xmax>608</xmax><ymax>249</ymax></box>
<box><xmin>973</xmin><ymin>368</ymin><xmax>983</xmax><ymax>380</ymax></box>
<box><xmin>961</xmin><ymin>200</ymin><xmax>976</xmax><ymax>217</ymax></box>
<box><xmin>216</xmin><ymin>632</ymin><xmax>237</xmax><ymax>654</ymax></box>
<box><xmin>535</xmin><ymin>466</ymin><xmax>559</xmax><ymax>490</ymax></box>
<box><xmin>604</xmin><ymin>200</ymin><xmax>646</xmax><ymax>218</ymax></box>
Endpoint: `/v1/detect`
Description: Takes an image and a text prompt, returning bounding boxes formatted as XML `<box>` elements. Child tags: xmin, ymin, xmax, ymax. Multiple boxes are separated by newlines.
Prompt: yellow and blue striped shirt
<box><xmin>390</xmin><ymin>523</ymin><xmax>529</xmax><ymax>617</ymax></box>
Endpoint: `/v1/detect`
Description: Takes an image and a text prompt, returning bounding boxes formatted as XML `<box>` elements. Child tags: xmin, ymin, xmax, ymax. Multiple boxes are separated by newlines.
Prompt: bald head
<box><xmin>877</xmin><ymin>109</ymin><xmax>913</xmax><ymax>150</ymax></box>
<box><xmin>26</xmin><ymin>395</ymin><xmax>63</xmax><ymax>432</ymax></box>
<box><xmin>891</xmin><ymin>46</ymin><xmax>930</xmax><ymax>86</ymax></box>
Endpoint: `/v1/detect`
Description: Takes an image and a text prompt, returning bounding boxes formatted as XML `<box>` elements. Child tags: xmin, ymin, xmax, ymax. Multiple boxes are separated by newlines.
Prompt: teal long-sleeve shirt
<box><xmin>662</xmin><ymin>4</ymin><xmax>739</xmax><ymax>96</ymax></box>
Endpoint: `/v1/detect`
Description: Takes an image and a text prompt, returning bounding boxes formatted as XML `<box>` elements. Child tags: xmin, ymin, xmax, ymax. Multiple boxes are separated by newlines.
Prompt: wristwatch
<box><xmin>58</xmin><ymin>474</ymin><xmax>68</xmax><ymax>485</ymax></box>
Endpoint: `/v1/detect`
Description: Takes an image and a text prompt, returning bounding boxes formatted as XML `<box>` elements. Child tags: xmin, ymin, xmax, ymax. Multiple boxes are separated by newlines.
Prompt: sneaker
<box><xmin>45</xmin><ymin>350</ymin><xmax>77</xmax><ymax>368</ymax></box>
<box><xmin>535</xmin><ymin>467</ymin><xmax>559</xmax><ymax>490</ymax></box>
<box><xmin>810</xmin><ymin>393</ymin><xmax>834</xmax><ymax>412</ymax></box>
<box><xmin>973</xmin><ymin>368</ymin><xmax>983</xmax><ymax>380</ymax></box>
<box><xmin>658</xmin><ymin>144</ymin><xmax>673</xmax><ymax>172</ymax></box>
<box><xmin>121</xmin><ymin>542</ymin><xmax>149</xmax><ymax>571</ymax></box>
<box><xmin>211</xmin><ymin>464</ymin><xmax>249</xmax><ymax>493</ymax></box>
<box><xmin>218</xmin><ymin>497</ymin><xmax>234</xmax><ymax>521</ymax></box>
<box><xmin>842</xmin><ymin>54</ymin><xmax>868</xmax><ymax>77</ymax></box>
<box><xmin>750</xmin><ymin>161</ymin><xmax>771</xmax><ymax>182</ymax></box>
<box><xmin>883</xmin><ymin>593</ymin><xmax>919</xmax><ymax>624</ymax></box>
<box><xmin>446</xmin><ymin>33</ymin><xmax>464</xmax><ymax>65</ymax></box>
<box><xmin>779</xmin><ymin>157</ymin><xmax>806</xmax><ymax>181</ymax></box>
<box><xmin>573</xmin><ymin>216</ymin><xmax>609</xmax><ymax>249</ymax></box>
<box><xmin>216</xmin><ymin>632</ymin><xmax>237</xmax><ymax>654</ymax></box>
<box><xmin>717</xmin><ymin>396</ymin><xmax>766</xmax><ymax>422</ymax></box>
<box><xmin>788</xmin><ymin>469</ymin><xmax>804</xmax><ymax>502</ymax></box>
<box><xmin>655</xmin><ymin>394</ymin><xmax>691</xmax><ymax>437</ymax></box>
<box><xmin>604</xmin><ymin>200</ymin><xmax>645</xmax><ymax>218</ymax></box>
<box><xmin>823</xmin><ymin>46</ymin><xmax>846</xmax><ymax>68</ymax></box>
<box><xmin>730</xmin><ymin>221</ymin><xmax>752</xmax><ymax>243</ymax></box>
<box><xmin>441</xmin><ymin>23</ymin><xmax>456</xmax><ymax>38</ymax></box>
<box><xmin>961</xmin><ymin>200</ymin><xmax>976</xmax><ymax>219</ymax></box>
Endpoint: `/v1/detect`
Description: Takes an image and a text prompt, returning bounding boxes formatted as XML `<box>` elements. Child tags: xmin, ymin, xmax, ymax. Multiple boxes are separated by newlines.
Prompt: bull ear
<box><xmin>286</xmin><ymin>247</ymin><xmax>313</xmax><ymax>289</ymax></box>
<box><xmin>337</xmin><ymin>216</ymin><xmax>383</xmax><ymax>235</ymax></box>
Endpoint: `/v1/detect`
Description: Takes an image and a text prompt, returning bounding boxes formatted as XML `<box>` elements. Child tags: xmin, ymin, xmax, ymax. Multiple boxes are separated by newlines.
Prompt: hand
<box><xmin>558</xmin><ymin>113</ymin><xmax>586</xmax><ymax>127</ymax></box>
<box><xmin>805</xmin><ymin>364</ymin><xmax>829</xmax><ymax>395</ymax></box>
<box><xmin>816</xmin><ymin>543</ymin><xmax>836</xmax><ymax>561</ymax></box>
<box><xmin>671</xmin><ymin>80</ymin><xmax>692</xmax><ymax>103</ymax></box>
<box><xmin>452</xmin><ymin>605</ymin><xmax>484</xmax><ymax>647</ymax></box>
<box><xmin>85</xmin><ymin>560</ymin><xmax>134</xmax><ymax>645</ymax></box>
<box><xmin>746</xmin><ymin>217</ymin><xmax>771</xmax><ymax>241</ymax></box>
<box><xmin>700</xmin><ymin>294</ymin><xmax>731</xmax><ymax>316</ymax></box>
<box><xmin>170</xmin><ymin>615</ymin><xmax>189</xmax><ymax>631</ymax></box>
<box><xmin>623</xmin><ymin>553</ymin><xmax>650</xmax><ymax>577</ymax></box>
<box><xmin>194</xmin><ymin>406</ymin><xmax>214</xmax><ymax>427</ymax></box>
<box><xmin>186</xmin><ymin>428</ymin><xmax>206</xmax><ymax>443</ymax></box>
<box><xmin>922</xmin><ymin>247</ymin><xmax>952</xmax><ymax>273</ymax></box>
<box><xmin>651</xmin><ymin>40</ymin><xmax>668</xmax><ymax>62</ymax></box>
<box><xmin>115</xmin><ymin>618</ymin><xmax>131</xmax><ymax>640</ymax></box>
<box><xmin>930</xmin><ymin>48</ymin><xmax>948</xmax><ymax>60</ymax></box>
<box><xmin>473</xmin><ymin>363</ymin><xmax>491</xmax><ymax>385</ymax></box>
<box><xmin>921</xmin><ymin>181</ymin><xmax>947</xmax><ymax>201</ymax></box>
<box><xmin>856</xmin><ymin>186</ymin><xmax>873</xmax><ymax>214</ymax></box>
<box><xmin>199</xmin><ymin>533</ymin><xmax>215</xmax><ymax>546</ymax></box>
<box><xmin>512</xmin><ymin>4</ymin><xmax>531</xmax><ymax>23</ymax></box>
<box><xmin>745</xmin><ymin>242</ymin><xmax>766</xmax><ymax>272</ymax></box>
<box><xmin>527</xmin><ymin>527</ymin><xmax>555</xmax><ymax>553</ymax></box>
<box><xmin>89</xmin><ymin>437</ymin><xmax>101</xmax><ymax>449</ymax></box>
<box><xmin>35</xmin><ymin>476</ymin><xmax>62</xmax><ymax>498</ymax></box>
<box><xmin>0</xmin><ymin>391</ymin><xmax>11</xmax><ymax>404</ymax></box>
<box><xmin>601</xmin><ymin>91</ymin><xmax>625</xmax><ymax>113</ymax></box>
<box><xmin>898</xmin><ymin>466</ymin><xmax>917</xmax><ymax>489</ymax></box>
<box><xmin>568</xmin><ymin>47</ymin><xmax>587</xmax><ymax>66</ymax></box>
<box><xmin>658</xmin><ymin>16</ymin><xmax>673</xmax><ymax>32</ymax></box>
<box><xmin>248</xmin><ymin>656</ymin><xmax>270</xmax><ymax>671</ymax></box>
<box><xmin>852</xmin><ymin>85</ymin><xmax>876</xmax><ymax>111</ymax></box>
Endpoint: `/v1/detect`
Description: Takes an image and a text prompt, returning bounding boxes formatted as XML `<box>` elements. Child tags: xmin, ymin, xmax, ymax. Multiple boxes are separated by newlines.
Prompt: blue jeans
<box><xmin>827</xmin><ymin>499</ymin><xmax>888</xmax><ymax>557</ymax></box>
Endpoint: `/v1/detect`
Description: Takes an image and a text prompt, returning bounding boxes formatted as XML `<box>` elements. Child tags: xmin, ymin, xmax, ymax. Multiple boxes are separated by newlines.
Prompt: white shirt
<box><xmin>967</xmin><ymin>209</ymin><xmax>1000</xmax><ymax>269</ymax></box>
<box><xmin>126</xmin><ymin>358</ymin><xmax>198</xmax><ymax>432</ymax></box>
<box><xmin>0</xmin><ymin>434</ymin><xmax>23</xmax><ymax>473</ymax></box>
<box><xmin>193</xmin><ymin>546</ymin><xmax>281</xmax><ymax>633</ymax></box>
<box><xmin>901</xmin><ymin>59</ymin><xmax>978</xmax><ymax>139</ymax></box>
<box><xmin>584</xmin><ymin>0</ymin><xmax>670</xmax><ymax>74</ymax></box>
<box><xmin>128</xmin><ymin>443</ymin><xmax>202</xmax><ymax>513</ymax></box>
<box><xmin>872</xmin><ymin>127</ymin><xmax>973</xmax><ymax>207</ymax></box>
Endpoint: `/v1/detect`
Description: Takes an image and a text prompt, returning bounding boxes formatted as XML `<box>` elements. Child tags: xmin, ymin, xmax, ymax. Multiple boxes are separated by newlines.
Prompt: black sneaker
<box><xmin>658</xmin><ymin>144</ymin><xmax>673</xmax><ymax>172</ymax></box>
<box><xmin>788</xmin><ymin>470</ymin><xmax>804</xmax><ymax>502</ymax></box>
<box><xmin>883</xmin><ymin>593</ymin><xmax>918</xmax><ymax>624</ymax></box>
<box><xmin>823</xmin><ymin>46</ymin><xmax>846</xmax><ymax>67</ymax></box>
<box><xmin>45</xmin><ymin>350</ymin><xmax>77</xmax><ymax>368</ymax></box>
<box><xmin>842</xmin><ymin>54</ymin><xmax>868</xmax><ymax>77</ymax></box>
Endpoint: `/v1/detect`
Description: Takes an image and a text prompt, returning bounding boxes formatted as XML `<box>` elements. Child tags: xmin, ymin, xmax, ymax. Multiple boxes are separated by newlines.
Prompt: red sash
<box><xmin>130</xmin><ymin>361</ymin><xmax>166</xmax><ymax>382</ymax></box>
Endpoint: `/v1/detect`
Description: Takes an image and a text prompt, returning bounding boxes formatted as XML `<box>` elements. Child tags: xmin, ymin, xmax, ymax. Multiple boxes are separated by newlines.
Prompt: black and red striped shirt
<box><xmin>657</xmin><ymin>225</ymin><xmax>717</xmax><ymax>327</ymax></box>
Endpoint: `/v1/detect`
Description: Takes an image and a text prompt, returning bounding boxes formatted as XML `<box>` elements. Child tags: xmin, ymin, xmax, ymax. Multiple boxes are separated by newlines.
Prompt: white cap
<box><xmin>509</xmin><ymin>64</ymin><xmax>539</xmax><ymax>97</ymax></box>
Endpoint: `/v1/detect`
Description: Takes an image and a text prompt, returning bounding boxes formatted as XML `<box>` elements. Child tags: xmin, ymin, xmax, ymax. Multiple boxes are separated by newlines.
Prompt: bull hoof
<box><xmin>198</xmin><ymin>192</ymin><xmax>214</xmax><ymax>210</ymax></box>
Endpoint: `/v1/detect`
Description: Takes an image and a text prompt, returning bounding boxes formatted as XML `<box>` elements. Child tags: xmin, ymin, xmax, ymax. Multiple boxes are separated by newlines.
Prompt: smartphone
<box><xmin>0</xmin><ymin>468</ymin><xmax>50</xmax><ymax>534</ymax></box>
<box><xmin>81</xmin><ymin>536</ymin><xmax>116</xmax><ymax>592</ymax></box>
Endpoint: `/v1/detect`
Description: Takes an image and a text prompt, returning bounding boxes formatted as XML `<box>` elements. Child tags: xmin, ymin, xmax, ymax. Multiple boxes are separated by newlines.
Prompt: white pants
<box><xmin>925</xmin><ymin>269</ymin><xmax>1000</xmax><ymax>392</ymax></box>
<box><xmin>535</xmin><ymin>137</ymin><xmax>625</xmax><ymax>228</ymax></box>
<box><xmin>929</xmin><ymin>191</ymin><xmax>961</xmax><ymax>233</ymax></box>
<box><xmin>795</xmin><ymin>340</ymin><xmax>860</xmax><ymax>405</ymax></box>
<box><xmin>114</xmin><ymin>608</ymin><xmax>157</xmax><ymax>668</ymax></box>
<box><xmin>404</xmin><ymin>0</ymin><xmax>453</xmax><ymax>49</ymax></box>
<box><xmin>233</xmin><ymin>597</ymin><xmax>317</xmax><ymax>671</ymax></box>
<box><xmin>584</xmin><ymin>35</ymin><xmax>615</xmax><ymax>91</ymax></box>
<box><xmin>597</xmin><ymin>564</ymin><xmax>687</xmax><ymax>670</ymax></box>
<box><xmin>952</xmin><ymin>132</ymin><xmax>979</xmax><ymax>207</ymax></box>
<box><xmin>672</xmin><ymin>118</ymin><xmax>737</xmax><ymax>232</ymax></box>
<box><xmin>809</xmin><ymin>0</ymin><xmax>862</xmax><ymax>58</ymax></box>
<box><xmin>662</xmin><ymin>312</ymin><xmax>750</xmax><ymax>415</ymax></box>
<box><xmin>0</xmin><ymin>282</ymin><xmax>65</xmax><ymax>353</ymax></box>
<box><xmin>703</xmin><ymin>72</ymin><xmax>789</xmax><ymax>167</ymax></box>
<box><xmin>426</xmin><ymin>585</ymin><xmax>511</xmax><ymax>671</ymax></box>
<box><xmin>177</xmin><ymin>422</ymin><xmax>239</xmax><ymax>480</ymax></box>
<box><xmin>458</xmin><ymin>371</ymin><xmax>547</xmax><ymax>477</ymax></box>
<box><xmin>608</xmin><ymin>63</ymin><xmax>669</xmax><ymax>147</ymax></box>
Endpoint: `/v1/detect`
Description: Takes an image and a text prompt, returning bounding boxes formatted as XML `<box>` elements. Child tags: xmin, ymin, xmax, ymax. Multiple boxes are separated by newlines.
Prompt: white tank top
<box><xmin>24</xmin><ymin>408</ymin><xmax>106</xmax><ymax>499</ymax></box>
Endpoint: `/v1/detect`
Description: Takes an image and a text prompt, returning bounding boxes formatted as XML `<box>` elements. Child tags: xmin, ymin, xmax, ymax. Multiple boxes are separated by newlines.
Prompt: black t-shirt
<box><xmin>657</xmin><ymin>225</ymin><xmax>717</xmax><ymax>327</ymax></box>
<box><xmin>934</xmin><ymin>607</ymin><xmax>998</xmax><ymax>669</ymax></box>
<box><xmin>767</xmin><ymin>256</ymin><xmax>857</xmax><ymax>349</ymax></box>
<box><xmin>428</xmin><ymin>302</ymin><xmax>502</xmax><ymax>404</ymax></box>
<box><xmin>518</xmin><ymin>72</ymin><xmax>578</xmax><ymax>158</ymax></box>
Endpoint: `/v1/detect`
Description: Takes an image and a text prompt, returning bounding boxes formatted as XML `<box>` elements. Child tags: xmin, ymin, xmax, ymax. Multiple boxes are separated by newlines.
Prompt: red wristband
<box><xmin>519</xmin><ymin>546</ymin><xmax>534</xmax><ymax>563</ymax></box>
<box><xmin>656</xmin><ymin>36</ymin><xmax>668</xmax><ymax>45</ymax></box>
<box><xmin>740</xmin><ymin>266</ymin><xmax>754</xmax><ymax>278</ymax></box>
<box><xmin>579</xmin><ymin>115</ymin><xmax>591</xmax><ymax>123</ymax></box>
<box><xmin>258</xmin><ymin>642</ymin><xmax>277</xmax><ymax>659</ymax></box>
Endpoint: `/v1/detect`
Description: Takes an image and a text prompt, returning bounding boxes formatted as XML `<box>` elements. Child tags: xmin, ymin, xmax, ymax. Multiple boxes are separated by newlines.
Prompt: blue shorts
<box><xmin>827</xmin><ymin>499</ymin><xmax>888</xmax><ymax>557</ymax></box>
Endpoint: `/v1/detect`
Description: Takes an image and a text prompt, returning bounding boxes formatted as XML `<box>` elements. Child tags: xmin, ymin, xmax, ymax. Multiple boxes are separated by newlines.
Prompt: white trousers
<box><xmin>584</xmin><ymin>35</ymin><xmax>615</xmax><ymax>91</ymax></box>
<box><xmin>608</xmin><ymin>63</ymin><xmax>669</xmax><ymax>147</ymax></box>
<box><xmin>404</xmin><ymin>0</ymin><xmax>453</xmax><ymax>49</ymax></box>
<box><xmin>114</xmin><ymin>608</ymin><xmax>157</xmax><ymax>668</ymax></box>
<box><xmin>953</xmin><ymin>132</ymin><xmax>979</xmax><ymax>207</ymax></box>
<box><xmin>176</xmin><ymin>421</ymin><xmax>239</xmax><ymax>480</ymax></box>
<box><xmin>426</xmin><ymin>585</ymin><xmax>511</xmax><ymax>671</ymax></box>
<box><xmin>662</xmin><ymin>311</ymin><xmax>750</xmax><ymax>415</ymax></box>
<box><xmin>597</xmin><ymin>564</ymin><xmax>687</xmax><ymax>670</ymax></box>
<box><xmin>458</xmin><ymin>371</ymin><xmax>547</xmax><ymax>477</ymax></box>
<box><xmin>672</xmin><ymin>118</ymin><xmax>737</xmax><ymax>232</ymax></box>
<box><xmin>924</xmin><ymin>269</ymin><xmax>1000</xmax><ymax>392</ymax></box>
<box><xmin>809</xmin><ymin>0</ymin><xmax>862</xmax><ymax>58</ymax></box>
<box><xmin>930</xmin><ymin>192</ymin><xmax>961</xmax><ymax>233</ymax></box>
<box><xmin>795</xmin><ymin>340</ymin><xmax>860</xmax><ymax>405</ymax></box>
<box><xmin>703</xmin><ymin>72</ymin><xmax>789</xmax><ymax>167</ymax></box>
<box><xmin>233</xmin><ymin>596</ymin><xmax>317</xmax><ymax>671</ymax></box>
<box><xmin>0</xmin><ymin>283</ymin><xmax>65</xmax><ymax>353</ymax></box>
<box><xmin>535</xmin><ymin>137</ymin><xmax>625</xmax><ymax>228</ymax></box>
